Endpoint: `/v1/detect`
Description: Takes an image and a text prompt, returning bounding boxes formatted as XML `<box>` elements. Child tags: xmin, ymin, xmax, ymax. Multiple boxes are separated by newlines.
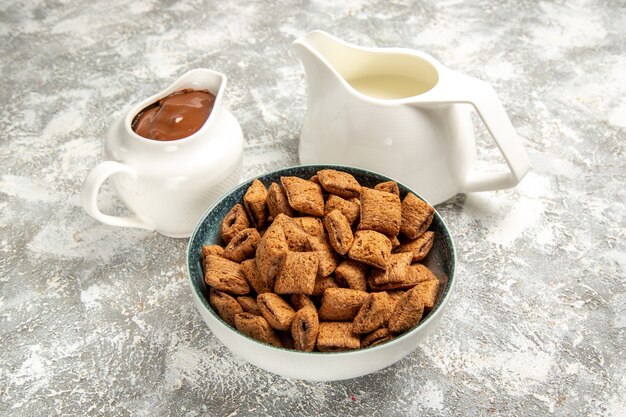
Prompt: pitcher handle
<box><xmin>81</xmin><ymin>160</ymin><xmax>154</xmax><ymax>230</ymax></box>
<box><xmin>419</xmin><ymin>69</ymin><xmax>530</xmax><ymax>193</ymax></box>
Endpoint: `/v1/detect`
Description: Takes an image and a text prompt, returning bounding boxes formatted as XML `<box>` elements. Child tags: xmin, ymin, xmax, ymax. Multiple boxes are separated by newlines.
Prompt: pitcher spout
<box><xmin>293</xmin><ymin>31</ymin><xmax>443</xmax><ymax>103</ymax></box>
<box><xmin>293</xmin><ymin>30</ymin><xmax>360</xmax><ymax>94</ymax></box>
<box><xmin>169</xmin><ymin>68</ymin><xmax>226</xmax><ymax>118</ymax></box>
<box><xmin>124</xmin><ymin>68</ymin><xmax>227</xmax><ymax>143</ymax></box>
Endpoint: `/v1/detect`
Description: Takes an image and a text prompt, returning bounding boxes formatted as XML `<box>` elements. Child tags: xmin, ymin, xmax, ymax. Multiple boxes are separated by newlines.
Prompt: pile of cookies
<box><xmin>202</xmin><ymin>169</ymin><xmax>439</xmax><ymax>352</ymax></box>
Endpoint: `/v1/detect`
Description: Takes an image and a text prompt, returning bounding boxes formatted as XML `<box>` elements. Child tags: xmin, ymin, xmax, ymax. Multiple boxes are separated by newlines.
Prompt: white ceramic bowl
<box><xmin>186</xmin><ymin>165</ymin><xmax>456</xmax><ymax>381</ymax></box>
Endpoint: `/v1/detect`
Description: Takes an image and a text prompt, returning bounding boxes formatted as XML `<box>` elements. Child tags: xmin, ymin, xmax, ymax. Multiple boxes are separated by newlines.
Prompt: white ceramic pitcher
<box><xmin>82</xmin><ymin>69</ymin><xmax>243</xmax><ymax>238</ymax></box>
<box><xmin>294</xmin><ymin>31</ymin><xmax>529</xmax><ymax>204</ymax></box>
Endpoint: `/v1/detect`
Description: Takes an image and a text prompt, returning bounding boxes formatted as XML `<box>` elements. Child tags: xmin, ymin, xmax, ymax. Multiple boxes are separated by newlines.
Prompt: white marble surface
<box><xmin>1</xmin><ymin>0</ymin><xmax>624</xmax><ymax>415</ymax></box>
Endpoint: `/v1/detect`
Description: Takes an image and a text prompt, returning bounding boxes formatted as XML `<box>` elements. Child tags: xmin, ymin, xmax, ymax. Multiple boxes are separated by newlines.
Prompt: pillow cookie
<box><xmin>316</xmin><ymin>169</ymin><xmax>361</xmax><ymax>199</ymax></box>
<box><xmin>243</xmin><ymin>179</ymin><xmax>269</xmax><ymax>229</ymax></box>
<box><xmin>281</xmin><ymin>176</ymin><xmax>325</xmax><ymax>217</ymax></box>
<box><xmin>400</xmin><ymin>192</ymin><xmax>434</xmax><ymax>240</ymax></box>
<box><xmin>358</xmin><ymin>187</ymin><xmax>402</xmax><ymax>236</ymax></box>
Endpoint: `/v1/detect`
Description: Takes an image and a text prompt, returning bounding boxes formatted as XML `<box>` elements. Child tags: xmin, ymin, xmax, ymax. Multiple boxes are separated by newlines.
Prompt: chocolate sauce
<box><xmin>132</xmin><ymin>89</ymin><xmax>216</xmax><ymax>141</ymax></box>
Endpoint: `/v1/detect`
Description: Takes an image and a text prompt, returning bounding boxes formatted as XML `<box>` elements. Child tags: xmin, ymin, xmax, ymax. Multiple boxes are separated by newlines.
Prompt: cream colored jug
<box><xmin>294</xmin><ymin>31</ymin><xmax>529</xmax><ymax>204</ymax></box>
